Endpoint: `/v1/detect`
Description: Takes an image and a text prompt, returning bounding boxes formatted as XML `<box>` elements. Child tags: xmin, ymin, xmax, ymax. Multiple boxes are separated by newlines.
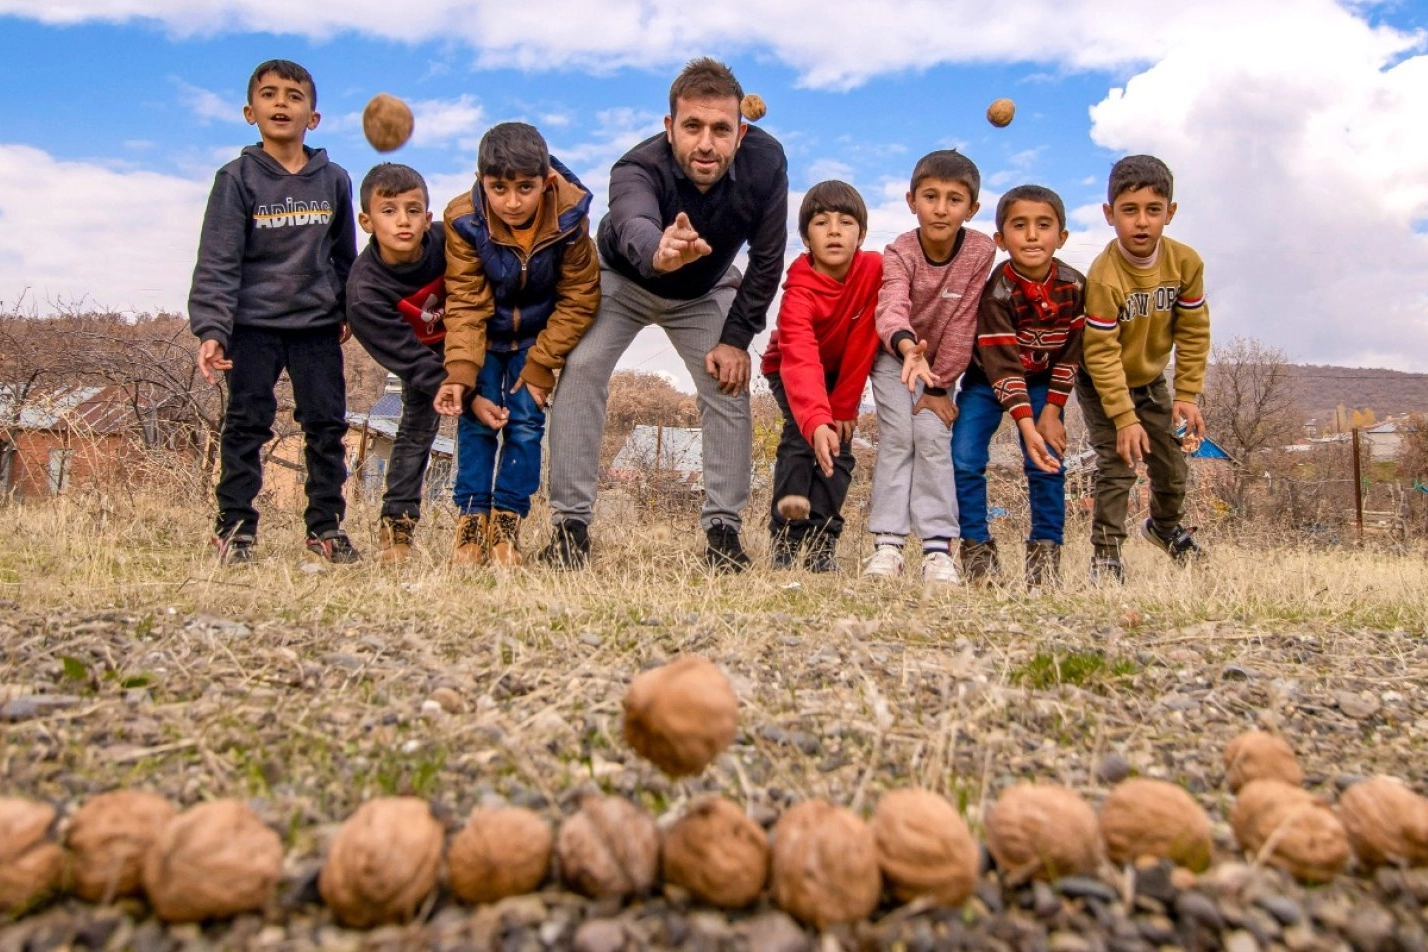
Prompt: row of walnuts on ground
<box><xmin>4</xmin><ymin>659</ymin><xmax>1428</xmax><ymax>930</ymax></box>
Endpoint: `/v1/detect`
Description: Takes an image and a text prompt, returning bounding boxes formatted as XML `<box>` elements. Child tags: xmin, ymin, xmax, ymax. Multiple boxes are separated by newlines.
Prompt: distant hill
<box><xmin>1282</xmin><ymin>364</ymin><xmax>1428</xmax><ymax>421</ymax></box>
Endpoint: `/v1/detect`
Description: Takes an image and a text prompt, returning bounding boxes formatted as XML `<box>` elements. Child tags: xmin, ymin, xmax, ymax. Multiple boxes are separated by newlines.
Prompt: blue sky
<box><xmin>1</xmin><ymin>1</ymin><xmax>1426</xmax><ymax>389</ymax></box>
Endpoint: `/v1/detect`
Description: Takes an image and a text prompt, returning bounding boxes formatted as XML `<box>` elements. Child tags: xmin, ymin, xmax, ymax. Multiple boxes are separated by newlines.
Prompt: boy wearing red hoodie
<box><xmin>760</xmin><ymin>181</ymin><xmax>882</xmax><ymax>571</ymax></box>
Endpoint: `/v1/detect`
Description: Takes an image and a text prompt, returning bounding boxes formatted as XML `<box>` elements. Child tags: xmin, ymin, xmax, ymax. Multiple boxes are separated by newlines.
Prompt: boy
<box><xmin>867</xmin><ymin>150</ymin><xmax>996</xmax><ymax>583</ymax></box>
<box><xmin>345</xmin><ymin>163</ymin><xmax>447</xmax><ymax>563</ymax></box>
<box><xmin>1077</xmin><ymin>154</ymin><xmax>1210</xmax><ymax>581</ymax></box>
<box><xmin>952</xmin><ymin>185</ymin><xmax>1085</xmax><ymax>588</ymax></box>
<box><xmin>760</xmin><ymin>181</ymin><xmax>882</xmax><ymax>572</ymax></box>
<box><xmin>189</xmin><ymin>59</ymin><xmax>359</xmax><ymax>565</ymax></box>
<box><xmin>433</xmin><ymin>122</ymin><xmax>600</xmax><ymax>566</ymax></box>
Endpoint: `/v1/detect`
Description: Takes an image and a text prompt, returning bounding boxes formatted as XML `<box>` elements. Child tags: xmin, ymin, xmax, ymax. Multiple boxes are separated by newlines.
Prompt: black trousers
<box><xmin>216</xmin><ymin>324</ymin><xmax>348</xmax><ymax>538</ymax></box>
<box><xmin>766</xmin><ymin>372</ymin><xmax>855</xmax><ymax>539</ymax></box>
<box><xmin>381</xmin><ymin>379</ymin><xmax>441</xmax><ymax>521</ymax></box>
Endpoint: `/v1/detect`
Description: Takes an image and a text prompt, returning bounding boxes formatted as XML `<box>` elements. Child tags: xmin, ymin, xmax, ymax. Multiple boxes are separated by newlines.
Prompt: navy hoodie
<box><xmin>346</xmin><ymin>225</ymin><xmax>447</xmax><ymax>398</ymax></box>
<box><xmin>188</xmin><ymin>144</ymin><xmax>358</xmax><ymax>349</ymax></box>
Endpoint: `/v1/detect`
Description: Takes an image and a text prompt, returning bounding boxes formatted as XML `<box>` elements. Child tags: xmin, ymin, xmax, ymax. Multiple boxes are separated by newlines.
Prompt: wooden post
<box><xmin>1352</xmin><ymin>427</ymin><xmax>1364</xmax><ymax>545</ymax></box>
<box><xmin>654</xmin><ymin>424</ymin><xmax>662</xmax><ymax>477</ymax></box>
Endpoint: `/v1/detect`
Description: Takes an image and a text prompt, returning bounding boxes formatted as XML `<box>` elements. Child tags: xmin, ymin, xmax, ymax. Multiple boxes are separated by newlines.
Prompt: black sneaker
<box><xmin>537</xmin><ymin>521</ymin><xmax>590</xmax><ymax>570</ymax></box>
<box><xmin>803</xmin><ymin>531</ymin><xmax>839</xmax><ymax>573</ymax></box>
<box><xmin>1140</xmin><ymin>518</ymin><xmax>1204</xmax><ymax>562</ymax></box>
<box><xmin>959</xmin><ymin>538</ymin><xmax>1000</xmax><ymax>584</ymax></box>
<box><xmin>1089</xmin><ymin>548</ymin><xmax>1126</xmax><ymax>584</ymax></box>
<box><xmin>305</xmin><ymin>529</ymin><xmax>362</xmax><ymax>564</ymax></box>
<box><xmin>770</xmin><ymin>529</ymin><xmax>801</xmax><ymax>570</ymax></box>
<box><xmin>705</xmin><ymin>522</ymin><xmax>750</xmax><ymax>573</ymax></box>
<box><xmin>213</xmin><ymin>533</ymin><xmax>256</xmax><ymax>565</ymax></box>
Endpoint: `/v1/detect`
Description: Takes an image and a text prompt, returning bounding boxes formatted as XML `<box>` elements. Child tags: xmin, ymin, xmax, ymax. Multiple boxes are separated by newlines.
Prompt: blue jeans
<box><xmin>453</xmin><ymin>348</ymin><xmax>544</xmax><ymax>517</ymax></box>
<box><xmin>952</xmin><ymin>375</ymin><xmax>1066</xmax><ymax>545</ymax></box>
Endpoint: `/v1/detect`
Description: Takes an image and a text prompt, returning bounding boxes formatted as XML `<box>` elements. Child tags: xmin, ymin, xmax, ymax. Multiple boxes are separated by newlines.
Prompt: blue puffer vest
<box><xmin>447</xmin><ymin>156</ymin><xmax>592</xmax><ymax>352</ymax></box>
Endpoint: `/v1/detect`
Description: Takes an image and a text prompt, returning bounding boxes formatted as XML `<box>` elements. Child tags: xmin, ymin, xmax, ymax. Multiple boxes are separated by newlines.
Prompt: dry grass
<box><xmin>3</xmin><ymin>489</ymin><xmax>1428</xmax><ymax>852</ymax></box>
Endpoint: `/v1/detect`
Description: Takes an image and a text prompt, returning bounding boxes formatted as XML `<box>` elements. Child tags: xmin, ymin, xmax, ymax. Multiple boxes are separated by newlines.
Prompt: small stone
<box><xmin>420</xmin><ymin>699</ymin><xmax>443</xmax><ymax>717</ymax></box>
<box><xmin>1254</xmin><ymin>894</ymin><xmax>1303</xmax><ymax>926</ymax></box>
<box><xmin>1282</xmin><ymin>924</ymin><xmax>1318</xmax><ymax>952</ymax></box>
<box><xmin>1137</xmin><ymin>914</ymin><xmax>1176</xmax><ymax>944</ymax></box>
<box><xmin>1336</xmin><ymin>690</ymin><xmax>1381</xmax><ymax>720</ymax></box>
<box><xmin>429</xmin><ymin>687</ymin><xmax>463</xmax><ymax>714</ymax></box>
<box><xmin>739</xmin><ymin>911</ymin><xmax>809</xmax><ymax>952</ymax></box>
<box><xmin>1</xmin><ymin>694</ymin><xmax>83</xmax><ymax>721</ymax></box>
<box><xmin>572</xmin><ymin>918</ymin><xmax>625</xmax><ymax>952</ymax></box>
<box><xmin>1056</xmin><ymin>876</ymin><xmax>1117</xmax><ymax>903</ymax></box>
<box><xmin>579</xmin><ymin>633</ymin><xmax>603</xmax><ymax>648</ymax></box>
<box><xmin>1049</xmin><ymin>932</ymin><xmax>1093</xmax><ymax>952</ymax></box>
<box><xmin>1345</xmin><ymin>904</ymin><xmax>1397</xmax><ymax>952</ymax></box>
<box><xmin>1032</xmin><ymin>880</ymin><xmax>1061</xmax><ymax>917</ymax></box>
<box><xmin>1097</xmin><ymin>754</ymin><xmax>1132</xmax><ymax>785</ymax></box>
<box><xmin>1176</xmin><ymin>891</ymin><xmax>1225</xmax><ymax>931</ymax></box>
<box><xmin>1223</xmin><ymin>929</ymin><xmax>1260</xmax><ymax>952</ymax></box>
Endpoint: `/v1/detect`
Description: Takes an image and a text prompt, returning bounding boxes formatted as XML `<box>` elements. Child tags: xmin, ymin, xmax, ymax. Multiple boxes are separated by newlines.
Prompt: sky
<box><xmin>1</xmin><ymin>0</ymin><xmax>1425</xmax><ymax>392</ymax></box>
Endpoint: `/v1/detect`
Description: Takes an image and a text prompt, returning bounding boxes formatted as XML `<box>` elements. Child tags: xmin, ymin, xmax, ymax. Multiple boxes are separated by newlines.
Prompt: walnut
<box><xmin>1338</xmin><ymin>776</ymin><xmax>1428</xmax><ymax>870</ymax></box>
<box><xmin>986</xmin><ymin>98</ymin><xmax>1016</xmax><ymax>127</ymax></box>
<box><xmin>1230</xmin><ymin>779</ymin><xmax>1348</xmax><ymax>883</ymax></box>
<box><xmin>871</xmin><ymin>788</ymin><xmax>979</xmax><ymax>905</ymax></box>
<box><xmin>740</xmin><ymin>94</ymin><xmax>767</xmax><ymax>122</ymax></box>
<box><xmin>555</xmin><ymin>794</ymin><xmax>659</xmax><ymax>900</ymax></box>
<box><xmin>142</xmin><ymin>799</ymin><xmax>284</xmax><ymax>922</ymax></box>
<box><xmin>985</xmin><ymin>783</ymin><xmax>1102</xmax><ymax>885</ymax></box>
<box><xmin>0</xmin><ymin>798</ymin><xmax>64</xmax><ymax>913</ymax></box>
<box><xmin>318</xmin><ymin>797</ymin><xmax>444</xmax><ymax>927</ymax></box>
<box><xmin>65</xmin><ymin>790</ymin><xmax>177</xmax><ymax>902</ymax></box>
<box><xmin>1098</xmin><ymin>778</ymin><xmax>1213</xmax><ymax>872</ymax></box>
<box><xmin>362</xmin><ymin>93</ymin><xmax>414</xmax><ymax>153</ymax></box>
<box><xmin>448</xmin><ymin>806</ymin><xmax>553</xmax><ymax>905</ymax></box>
<box><xmin>622</xmin><ymin>656</ymin><xmax>738</xmax><ymax>778</ymax></box>
<box><xmin>662</xmin><ymin>796</ymin><xmax>769</xmax><ymax>908</ymax></box>
<box><xmin>1224</xmin><ymin>730</ymin><xmax>1303</xmax><ymax>792</ymax></box>
<box><xmin>770</xmin><ymin>799</ymin><xmax>881</xmax><ymax>929</ymax></box>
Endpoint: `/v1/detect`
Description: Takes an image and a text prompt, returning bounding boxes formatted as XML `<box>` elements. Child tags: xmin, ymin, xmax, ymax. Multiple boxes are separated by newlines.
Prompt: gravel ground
<box><xmin>4</xmin><ymin>594</ymin><xmax>1428</xmax><ymax>951</ymax></box>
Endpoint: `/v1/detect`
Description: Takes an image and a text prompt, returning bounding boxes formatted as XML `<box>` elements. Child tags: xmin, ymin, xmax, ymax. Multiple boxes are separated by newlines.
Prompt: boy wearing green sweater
<box><xmin>1077</xmin><ymin>155</ymin><xmax>1209</xmax><ymax>582</ymax></box>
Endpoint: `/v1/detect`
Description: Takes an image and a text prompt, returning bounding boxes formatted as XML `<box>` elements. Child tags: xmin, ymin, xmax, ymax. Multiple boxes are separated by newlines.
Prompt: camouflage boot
<box><xmin>488</xmin><ymin>510</ymin><xmax>524</xmax><ymax>567</ymax></box>
<box><xmin>377</xmin><ymin>515</ymin><xmax>416</xmax><ymax>564</ymax></box>
<box><xmin>452</xmin><ymin>512</ymin><xmax>489</xmax><ymax>566</ymax></box>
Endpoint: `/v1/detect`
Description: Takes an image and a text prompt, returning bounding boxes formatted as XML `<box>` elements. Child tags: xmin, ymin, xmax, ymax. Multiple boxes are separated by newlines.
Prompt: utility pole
<box><xmin>1352</xmin><ymin>427</ymin><xmax>1364</xmax><ymax>545</ymax></box>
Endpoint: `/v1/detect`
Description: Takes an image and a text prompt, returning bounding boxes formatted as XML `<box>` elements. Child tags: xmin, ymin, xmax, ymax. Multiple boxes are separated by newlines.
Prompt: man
<box><xmin>539</xmin><ymin>57</ymin><xmax>789</xmax><ymax>571</ymax></box>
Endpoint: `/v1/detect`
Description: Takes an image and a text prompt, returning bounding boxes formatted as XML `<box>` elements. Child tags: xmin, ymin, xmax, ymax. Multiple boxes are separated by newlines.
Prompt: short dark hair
<box><xmin>359</xmin><ymin>163</ymin><xmax>429</xmax><ymax>214</ymax></box>
<box><xmin>668</xmin><ymin>57</ymin><xmax>743</xmax><ymax>118</ymax></box>
<box><xmin>910</xmin><ymin>150</ymin><xmax>981</xmax><ymax>202</ymax></box>
<box><xmin>995</xmin><ymin>185</ymin><xmax>1067</xmax><ymax>232</ymax></box>
<box><xmin>477</xmin><ymin>122</ymin><xmax>550</xmax><ymax>181</ymax></box>
<box><xmin>798</xmin><ymin>181</ymin><xmax>868</xmax><ymax>240</ymax></box>
<box><xmin>1107</xmin><ymin>154</ymin><xmax>1174</xmax><ymax>203</ymax></box>
<box><xmin>247</xmin><ymin>59</ymin><xmax>316</xmax><ymax>107</ymax></box>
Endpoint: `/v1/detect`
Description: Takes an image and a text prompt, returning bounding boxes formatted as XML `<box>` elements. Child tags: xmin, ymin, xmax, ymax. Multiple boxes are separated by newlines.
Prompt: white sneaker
<box><xmin>862</xmin><ymin>544</ymin><xmax>905</xmax><ymax>577</ymax></box>
<box><xmin>921</xmin><ymin>550</ymin><xmax>963</xmax><ymax>585</ymax></box>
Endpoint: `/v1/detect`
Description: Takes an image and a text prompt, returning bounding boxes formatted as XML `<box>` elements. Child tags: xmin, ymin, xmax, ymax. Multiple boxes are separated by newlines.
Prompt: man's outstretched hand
<box><xmin>705</xmin><ymin>343</ymin><xmax>750</xmax><ymax>395</ymax></box>
<box><xmin>652</xmin><ymin>212</ymin><xmax>712</xmax><ymax>274</ymax></box>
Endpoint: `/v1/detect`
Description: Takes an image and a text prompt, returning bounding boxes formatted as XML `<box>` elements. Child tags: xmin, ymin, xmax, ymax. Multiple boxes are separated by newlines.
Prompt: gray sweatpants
<box><xmin>866</xmin><ymin>351</ymin><xmax>960</xmax><ymax>544</ymax></box>
<box><xmin>546</xmin><ymin>262</ymin><xmax>751</xmax><ymax>531</ymax></box>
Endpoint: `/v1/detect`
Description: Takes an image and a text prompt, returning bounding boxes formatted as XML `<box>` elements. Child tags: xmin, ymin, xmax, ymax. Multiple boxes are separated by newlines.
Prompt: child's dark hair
<box><xmin>798</xmin><ymin>181</ymin><xmax>868</xmax><ymax>240</ymax></box>
<box><xmin>247</xmin><ymin>59</ymin><xmax>316</xmax><ymax>107</ymax></box>
<box><xmin>477</xmin><ymin>122</ymin><xmax>551</xmax><ymax>181</ymax></box>
<box><xmin>1107</xmin><ymin>155</ymin><xmax>1173</xmax><ymax>203</ymax></box>
<box><xmin>668</xmin><ymin>57</ymin><xmax>744</xmax><ymax>117</ymax></box>
<box><xmin>359</xmin><ymin>163</ymin><xmax>429</xmax><ymax>214</ymax></box>
<box><xmin>909</xmin><ymin>150</ymin><xmax>981</xmax><ymax>202</ymax></box>
<box><xmin>995</xmin><ymin>185</ymin><xmax>1067</xmax><ymax>232</ymax></box>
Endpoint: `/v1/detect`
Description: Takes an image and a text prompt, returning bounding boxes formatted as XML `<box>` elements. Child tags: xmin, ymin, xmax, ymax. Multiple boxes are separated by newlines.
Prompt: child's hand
<box><xmin>811</xmin><ymin>424</ymin><xmax>839</xmax><ymax>477</ymax></box>
<box><xmin>434</xmin><ymin>382</ymin><xmax>467</xmax><ymax>416</ymax></box>
<box><xmin>913</xmin><ymin>391</ymin><xmax>958</xmax><ymax>429</ymax></box>
<box><xmin>1116</xmin><ymin>422</ymin><xmax>1151</xmax><ymax>467</ymax></box>
<box><xmin>511</xmin><ymin>377</ymin><xmax>549</xmax><ymax>410</ymax></box>
<box><xmin>652</xmin><ymin>212</ymin><xmax>713</xmax><ymax>274</ymax></box>
<box><xmin>899</xmin><ymin>339</ymin><xmax>936</xmax><ymax>391</ymax></box>
<box><xmin>472</xmin><ymin>395</ymin><xmax>509</xmax><ymax>430</ymax></box>
<box><xmin>1035</xmin><ymin>407</ymin><xmax>1067</xmax><ymax>456</ymax></box>
<box><xmin>1173</xmin><ymin>400</ymin><xmax>1205</xmax><ymax>440</ymax></box>
<box><xmin>338</xmin><ymin>323</ymin><xmax>352</xmax><ymax>344</ymax></box>
<box><xmin>197</xmin><ymin>339</ymin><xmax>232</xmax><ymax>386</ymax></box>
<box><xmin>834</xmin><ymin>418</ymin><xmax>855</xmax><ymax>444</ymax></box>
<box><xmin>1018</xmin><ymin>419</ymin><xmax>1061</xmax><ymax>474</ymax></box>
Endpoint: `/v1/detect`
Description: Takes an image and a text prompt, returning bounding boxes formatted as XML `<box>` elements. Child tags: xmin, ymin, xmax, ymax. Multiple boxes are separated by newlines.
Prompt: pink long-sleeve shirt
<box><xmin>874</xmin><ymin>227</ymin><xmax>996</xmax><ymax>389</ymax></box>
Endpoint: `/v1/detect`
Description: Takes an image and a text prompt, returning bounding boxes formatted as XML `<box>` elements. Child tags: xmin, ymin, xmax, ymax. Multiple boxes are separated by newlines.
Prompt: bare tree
<box><xmin>1201</xmin><ymin>336</ymin><xmax>1302</xmax><ymax>461</ymax></box>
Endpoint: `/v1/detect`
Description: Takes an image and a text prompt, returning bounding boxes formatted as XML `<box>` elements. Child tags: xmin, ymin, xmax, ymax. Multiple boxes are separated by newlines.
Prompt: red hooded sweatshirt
<box><xmin>761</xmin><ymin>249</ymin><xmax>883</xmax><ymax>443</ymax></box>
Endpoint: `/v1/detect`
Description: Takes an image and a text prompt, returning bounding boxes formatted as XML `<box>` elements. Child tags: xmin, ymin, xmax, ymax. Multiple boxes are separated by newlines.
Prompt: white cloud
<box><xmin>173</xmin><ymin>78</ymin><xmax>245</xmax><ymax>126</ymax></box>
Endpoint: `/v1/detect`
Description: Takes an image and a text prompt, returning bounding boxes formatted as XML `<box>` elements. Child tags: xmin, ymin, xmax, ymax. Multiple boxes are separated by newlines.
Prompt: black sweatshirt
<box><xmin>596</xmin><ymin>126</ymin><xmax>789</xmax><ymax>351</ymax></box>
<box><xmin>188</xmin><ymin>144</ymin><xmax>358</xmax><ymax>349</ymax></box>
<box><xmin>346</xmin><ymin>225</ymin><xmax>448</xmax><ymax>398</ymax></box>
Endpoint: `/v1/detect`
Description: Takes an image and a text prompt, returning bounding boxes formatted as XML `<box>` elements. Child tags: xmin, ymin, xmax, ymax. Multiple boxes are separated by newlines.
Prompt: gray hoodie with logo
<box><xmin>188</xmin><ymin>144</ymin><xmax>358</xmax><ymax>349</ymax></box>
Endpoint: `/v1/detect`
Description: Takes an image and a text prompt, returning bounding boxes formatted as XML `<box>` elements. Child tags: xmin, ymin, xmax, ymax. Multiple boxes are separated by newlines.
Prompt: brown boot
<box><xmin>1026</xmin><ymin>540</ymin><xmax>1062</xmax><ymax>590</ymax></box>
<box><xmin>452</xmin><ymin>512</ymin><xmax>489</xmax><ymax>565</ymax></box>
<box><xmin>377</xmin><ymin>515</ymin><xmax>416</xmax><ymax>564</ymax></box>
<box><xmin>488</xmin><ymin>510</ymin><xmax>524</xmax><ymax>567</ymax></box>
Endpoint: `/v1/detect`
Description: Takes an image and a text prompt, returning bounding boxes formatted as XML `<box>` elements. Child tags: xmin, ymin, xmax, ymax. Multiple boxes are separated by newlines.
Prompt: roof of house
<box><xmin>346</xmin><ymin>412</ymin><xmax>455</xmax><ymax>457</ymax></box>
<box><xmin>0</xmin><ymin>383</ymin><xmax>142</xmax><ymax>434</ymax></box>
<box><xmin>610</xmin><ymin>424</ymin><xmax>703</xmax><ymax>476</ymax></box>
